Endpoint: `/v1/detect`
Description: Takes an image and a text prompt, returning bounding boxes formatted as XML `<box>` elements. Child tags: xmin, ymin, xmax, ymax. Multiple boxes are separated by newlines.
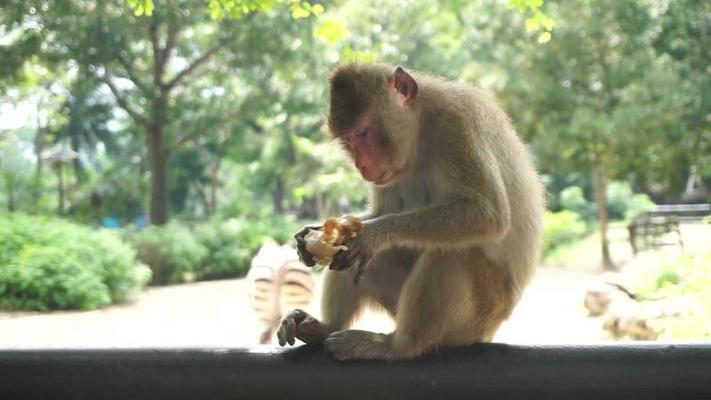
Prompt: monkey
<box><xmin>277</xmin><ymin>61</ymin><xmax>545</xmax><ymax>361</ymax></box>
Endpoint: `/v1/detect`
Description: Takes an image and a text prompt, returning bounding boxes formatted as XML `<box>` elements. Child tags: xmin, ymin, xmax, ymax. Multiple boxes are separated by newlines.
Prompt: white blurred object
<box><xmin>247</xmin><ymin>240</ymin><xmax>314</xmax><ymax>344</ymax></box>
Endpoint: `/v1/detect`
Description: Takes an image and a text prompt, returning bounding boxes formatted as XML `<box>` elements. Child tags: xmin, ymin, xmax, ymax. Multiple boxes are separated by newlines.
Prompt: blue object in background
<box><xmin>133</xmin><ymin>216</ymin><xmax>149</xmax><ymax>229</ymax></box>
<box><xmin>102</xmin><ymin>217</ymin><xmax>121</xmax><ymax>229</ymax></box>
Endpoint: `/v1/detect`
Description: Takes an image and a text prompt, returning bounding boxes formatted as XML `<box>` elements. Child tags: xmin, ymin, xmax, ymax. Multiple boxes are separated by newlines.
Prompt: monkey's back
<box><xmin>419</xmin><ymin>77</ymin><xmax>545</xmax><ymax>296</ymax></box>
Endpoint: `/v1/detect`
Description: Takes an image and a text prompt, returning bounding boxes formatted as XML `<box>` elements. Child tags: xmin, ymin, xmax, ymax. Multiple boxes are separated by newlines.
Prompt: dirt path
<box><xmin>4</xmin><ymin>223</ymin><xmax>703</xmax><ymax>349</ymax></box>
<box><xmin>0</xmin><ymin>267</ymin><xmax>603</xmax><ymax>349</ymax></box>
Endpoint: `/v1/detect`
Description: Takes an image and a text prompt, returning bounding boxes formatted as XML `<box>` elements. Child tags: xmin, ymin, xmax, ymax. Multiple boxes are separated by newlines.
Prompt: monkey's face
<box><xmin>328</xmin><ymin>62</ymin><xmax>419</xmax><ymax>186</ymax></box>
<box><xmin>339</xmin><ymin>114</ymin><xmax>403</xmax><ymax>186</ymax></box>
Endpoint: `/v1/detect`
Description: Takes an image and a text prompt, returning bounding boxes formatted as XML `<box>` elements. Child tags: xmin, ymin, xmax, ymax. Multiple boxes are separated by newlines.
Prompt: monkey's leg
<box><xmin>359</xmin><ymin>247</ymin><xmax>419</xmax><ymax>316</ymax></box>
<box><xmin>325</xmin><ymin>249</ymin><xmax>516</xmax><ymax>361</ymax></box>
<box><xmin>277</xmin><ymin>267</ymin><xmax>366</xmax><ymax>346</ymax></box>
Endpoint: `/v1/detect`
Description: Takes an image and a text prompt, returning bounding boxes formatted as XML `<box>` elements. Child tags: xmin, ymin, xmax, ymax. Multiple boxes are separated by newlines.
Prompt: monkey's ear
<box><xmin>390</xmin><ymin>66</ymin><xmax>418</xmax><ymax>107</ymax></box>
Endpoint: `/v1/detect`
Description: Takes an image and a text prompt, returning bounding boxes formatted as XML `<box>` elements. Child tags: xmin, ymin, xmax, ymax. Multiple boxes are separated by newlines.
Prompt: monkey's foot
<box><xmin>324</xmin><ymin>330</ymin><xmax>394</xmax><ymax>361</ymax></box>
<box><xmin>276</xmin><ymin>309</ymin><xmax>328</xmax><ymax>346</ymax></box>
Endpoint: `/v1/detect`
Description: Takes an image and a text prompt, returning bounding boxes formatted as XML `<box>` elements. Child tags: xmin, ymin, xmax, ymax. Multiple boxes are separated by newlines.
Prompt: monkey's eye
<box><xmin>356</xmin><ymin>128</ymin><xmax>368</xmax><ymax>138</ymax></box>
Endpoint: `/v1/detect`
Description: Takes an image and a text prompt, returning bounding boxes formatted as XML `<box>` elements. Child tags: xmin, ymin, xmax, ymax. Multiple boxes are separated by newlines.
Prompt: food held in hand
<box><xmin>304</xmin><ymin>216</ymin><xmax>363</xmax><ymax>265</ymax></box>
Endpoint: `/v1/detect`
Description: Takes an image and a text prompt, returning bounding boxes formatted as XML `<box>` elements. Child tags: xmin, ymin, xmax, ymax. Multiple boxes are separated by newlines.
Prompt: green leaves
<box><xmin>314</xmin><ymin>18</ymin><xmax>348</xmax><ymax>44</ymax></box>
<box><xmin>510</xmin><ymin>0</ymin><xmax>553</xmax><ymax>42</ymax></box>
<box><xmin>127</xmin><ymin>0</ymin><xmax>154</xmax><ymax>16</ymax></box>
<box><xmin>203</xmin><ymin>0</ymin><xmax>324</xmax><ymax>20</ymax></box>
<box><xmin>0</xmin><ymin>213</ymin><xmax>149</xmax><ymax>311</ymax></box>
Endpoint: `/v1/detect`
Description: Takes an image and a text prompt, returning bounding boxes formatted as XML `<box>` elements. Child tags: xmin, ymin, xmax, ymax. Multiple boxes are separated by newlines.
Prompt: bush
<box><xmin>125</xmin><ymin>222</ymin><xmax>208</xmax><ymax>285</ymax></box>
<box><xmin>194</xmin><ymin>215</ymin><xmax>300</xmax><ymax>280</ymax></box>
<box><xmin>633</xmin><ymin>250</ymin><xmax>711</xmax><ymax>339</ymax></box>
<box><xmin>194</xmin><ymin>220</ymin><xmax>253</xmax><ymax>280</ymax></box>
<box><xmin>0</xmin><ymin>213</ymin><xmax>150</xmax><ymax>311</ymax></box>
<box><xmin>125</xmin><ymin>215</ymin><xmax>300</xmax><ymax>285</ymax></box>
<box><xmin>543</xmin><ymin>210</ymin><xmax>588</xmax><ymax>257</ymax></box>
<box><xmin>606</xmin><ymin>181</ymin><xmax>654</xmax><ymax>221</ymax></box>
<box><xmin>559</xmin><ymin>186</ymin><xmax>596</xmax><ymax>221</ymax></box>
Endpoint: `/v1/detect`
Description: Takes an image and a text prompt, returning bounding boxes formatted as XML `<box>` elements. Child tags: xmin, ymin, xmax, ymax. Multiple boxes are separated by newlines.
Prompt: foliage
<box><xmin>125</xmin><ymin>215</ymin><xmax>299</xmax><ymax>284</ymax></box>
<box><xmin>125</xmin><ymin>222</ymin><xmax>209</xmax><ymax>285</ymax></box>
<box><xmin>0</xmin><ymin>213</ymin><xmax>150</xmax><ymax>311</ymax></box>
<box><xmin>558</xmin><ymin>182</ymin><xmax>655</xmax><ymax>222</ymax></box>
<box><xmin>559</xmin><ymin>186</ymin><xmax>596</xmax><ymax>221</ymax></box>
<box><xmin>634</xmin><ymin>250</ymin><xmax>711</xmax><ymax>339</ymax></box>
<box><xmin>542</xmin><ymin>210</ymin><xmax>588</xmax><ymax>257</ymax></box>
<box><xmin>606</xmin><ymin>181</ymin><xmax>655</xmax><ymax>221</ymax></box>
<box><xmin>0</xmin><ymin>132</ymin><xmax>35</xmax><ymax>212</ymax></box>
<box><xmin>1</xmin><ymin>0</ymin><xmax>708</xmax><ymax>276</ymax></box>
<box><xmin>194</xmin><ymin>214</ymin><xmax>300</xmax><ymax>280</ymax></box>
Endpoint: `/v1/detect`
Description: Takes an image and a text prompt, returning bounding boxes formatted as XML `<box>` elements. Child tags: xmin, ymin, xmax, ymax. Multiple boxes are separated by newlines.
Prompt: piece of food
<box><xmin>304</xmin><ymin>215</ymin><xmax>363</xmax><ymax>266</ymax></box>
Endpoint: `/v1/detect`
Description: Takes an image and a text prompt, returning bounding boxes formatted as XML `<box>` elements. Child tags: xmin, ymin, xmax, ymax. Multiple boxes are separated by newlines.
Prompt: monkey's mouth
<box><xmin>374</xmin><ymin>170</ymin><xmax>398</xmax><ymax>186</ymax></box>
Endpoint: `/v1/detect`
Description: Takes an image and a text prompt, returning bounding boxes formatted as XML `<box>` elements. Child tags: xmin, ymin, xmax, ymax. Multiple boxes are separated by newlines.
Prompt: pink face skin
<box><xmin>344</xmin><ymin>117</ymin><xmax>397</xmax><ymax>186</ymax></box>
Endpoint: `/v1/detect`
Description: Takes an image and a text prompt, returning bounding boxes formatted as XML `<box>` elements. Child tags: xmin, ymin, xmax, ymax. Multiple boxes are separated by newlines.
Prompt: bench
<box><xmin>627</xmin><ymin>203</ymin><xmax>710</xmax><ymax>255</ymax></box>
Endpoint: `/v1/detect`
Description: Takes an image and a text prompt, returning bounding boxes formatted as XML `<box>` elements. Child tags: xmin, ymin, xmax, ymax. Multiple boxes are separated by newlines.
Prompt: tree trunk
<box><xmin>147</xmin><ymin>126</ymin><xmax>169</xmax><ymax>225</ymax></box>
<box><xmin>592</xmin><ymin>161</ymin><xmax>615</xmax><ymax>270</ymax></box>
<box><xmin>70</xmin><ymin>134</ymin><xmax>84</xmax><ymax>184</ymax></box>
<box><xmin>272</xmin><ymin>174</ymin><xmax>285</xmax><ymax>214</ymax></box>
<box><xmin>208</xmin><ymin>161</ymin><xmax>220</xmax><ymax>215</ymax></box>
<box><xmin>33</xmin><ymin>126</ymin><xmax>45</xmax><ymax>209</ymax></box>
<box><xmin>56</xmin><ymin>164</ymin><xmax>65</xmax><ymax>215</ymax></box>
<box><xmin>6</xmin><ymin>180</ymin><xmax>15</xmax><ymax>212</ymax></box>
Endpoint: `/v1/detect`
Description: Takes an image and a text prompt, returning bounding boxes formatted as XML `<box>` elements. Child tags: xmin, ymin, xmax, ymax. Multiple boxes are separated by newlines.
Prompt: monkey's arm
<box><xmin>371</xmin><ymin>150</ymin><xmax>511</xmax><ymax>249</ymax></box>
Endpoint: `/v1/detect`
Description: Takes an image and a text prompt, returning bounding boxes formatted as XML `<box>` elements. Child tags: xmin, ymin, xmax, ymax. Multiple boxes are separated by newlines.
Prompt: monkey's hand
<box><xmin>329</xmin><ymin>221</ymin><xmax>381</xmax><ymax>276</ymax></box>
<box><xmin>276</xmin><ymin>309</ymin><xmax>329</xmax><ymax>346</ymax></box>
<box><xmin>294</xmin><ymin>225</ymin><xmax>323</xmax><ymax>267</ymax></box>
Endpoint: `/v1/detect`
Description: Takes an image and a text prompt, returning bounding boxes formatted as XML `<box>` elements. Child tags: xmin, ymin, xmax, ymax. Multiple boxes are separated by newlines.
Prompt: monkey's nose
<box><xmin>359</xmin><ymin>167</ymin><xmax>380</xmax><ymax>182</ymax></box>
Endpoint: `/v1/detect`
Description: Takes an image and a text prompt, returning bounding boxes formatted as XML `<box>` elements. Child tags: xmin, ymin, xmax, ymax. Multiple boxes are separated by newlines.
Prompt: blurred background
<box><xmin>0</xmin><ymin>0</ymin><xmax>709</xmax><ymax>348</ymax></box>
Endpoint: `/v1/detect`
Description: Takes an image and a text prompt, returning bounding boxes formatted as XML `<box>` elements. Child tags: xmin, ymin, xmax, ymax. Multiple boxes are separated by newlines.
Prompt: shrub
<box><xmin>632</xmin><ymin>250</ymin><xmax>711</xmax><ymax>339</ymax></box>
<box><xmin>194</xmin><ymin>215</ymin><xmax>300</xmax><ymax>280</ymax></box>
<box><xmin>543</xmin><ymin>210</ymin><xmax>588</xmax><ymax>257</ymax></box>
<box><xmin>194</xmin><ymin>220</ymin><xmax>253</xmax><ymax>280</ymax></box>
<box><xmin>559</xmin><ymin>186</ymin><xmax>596</xmax><ymax>221</ymax></box>
<box><xmin>606</xmin><ymin>181</ymin><xmax>654</xmax><ymax>221</ymax></box>
<box><xmin>125</xmin><ymin>222</ymin><xmax>208</xmax><ymax>285</ymax></box>
<box><xmin>125</xmin><ymin>215</ymin><xmax>299</xmax><ymax>285</ymax></box>
<box><xmin>0</xmin><ymin>213</ymin><xmax>150</xmax><ymax>311</ymax></box>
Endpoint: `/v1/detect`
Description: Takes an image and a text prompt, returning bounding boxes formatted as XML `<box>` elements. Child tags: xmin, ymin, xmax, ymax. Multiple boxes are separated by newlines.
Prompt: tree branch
<box><xmin>163</xmin><ymin>43</ymin><xmax>223</xmax><ymax>91</ymax></box>
<box><xmin>160</xmin><ymin>19</ymin><xmax>180</xmax><ymax>71</ymax></box>
<box><xmin>117</xmin><ymin>54</ymin><xmax>150</xmax><ymax>95</ymax></box>
<box><xmin>102</xmin><ymin>71</ymin><xmax>150</xmax><ymax>129</ymax></box>
<box><xmin>148</xmin><ymin>19</ymin><xmax>163</xmax><ymax>87</ymax></box>
<box><xmin>173</xmin><ymin>107</ymin><xmax>241</xmax><ymax>150</ymax></box>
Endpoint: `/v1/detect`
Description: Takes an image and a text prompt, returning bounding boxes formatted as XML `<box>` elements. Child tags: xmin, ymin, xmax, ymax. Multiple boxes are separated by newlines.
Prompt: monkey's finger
<box><xmin>329</xmin><ymin>251</ymin><xmax>350</xmax><ymax>270</ymax></box>
<box><xmin>277</xmin><ymin>321</ymin><xmax>287</xmax><ymax>346</ymax></box>
<box><xmin>283</xmin><ymin>317</ymin><xmax>296</xmax><ymax>346</ymax></box>
<box><xmin>294</xmin><ymin>225</ymin><xmax>322</xmax><ymax>244</ymax></box>
<box><xmin>298</xmin><ymin>251</ymin><xmax>317</xmax><ymax>267</ymax></box>
<box><xmin>290</xmin><ymin>308</ymin><xmax>308</xmax><ymax>324</ymax></box>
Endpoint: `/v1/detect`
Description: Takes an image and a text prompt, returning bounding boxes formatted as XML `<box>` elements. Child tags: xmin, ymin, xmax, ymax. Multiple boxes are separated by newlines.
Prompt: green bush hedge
<box><xmin>556</xmin><ymin>182</ymin><xmax>655</xmax><ymax>222</ymax></box>
<box><xmin>606</xmin><ymin>181</ymin><xmax>655</xmax><ymax>221</ymax></box>
<box><xmin>543</xmin><ymin>210</ymin><xmax>588</xmax><ymax>257</ymax></box>
<box><xmin>125</xmin><ymin>222</ymin><xmax>208</xmax><ymax>285</ymax></box>
<box><xmin>127</xmin><ymin>215</ymin><xmax>300</xmax><ymax>284</ymax></box>
<box><xmin>0</xmin><ymin>213</ymin><xmax>151</xmax><ymax>311</ymax></box>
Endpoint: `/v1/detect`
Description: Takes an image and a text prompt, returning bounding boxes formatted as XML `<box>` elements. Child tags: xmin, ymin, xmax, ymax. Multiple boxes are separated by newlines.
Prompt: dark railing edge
<box><xmin>1</xmin><ymin>342</ymin><xmax>710</xmax><ymax>399</ymax></box>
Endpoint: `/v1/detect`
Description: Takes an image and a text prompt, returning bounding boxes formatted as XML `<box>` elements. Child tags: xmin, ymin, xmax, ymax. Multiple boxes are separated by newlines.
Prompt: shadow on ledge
<box><xmin>1</xmin><ymin>343</ymin><xmax>710</xmax><ymax>399</ymax></box>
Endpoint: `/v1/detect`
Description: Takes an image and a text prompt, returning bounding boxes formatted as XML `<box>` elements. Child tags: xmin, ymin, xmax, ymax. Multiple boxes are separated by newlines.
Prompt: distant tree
<box><xmin>504</xmin><ymin>0</ymin><xmax>691</xmax><ymax>269</ymax></box>
<box><xmin>1</xmin><ymin>0</ymin><xmax>322</xmax><ymax>224</ymax></box>
<box><xmin>653</xmin><ymin>0</ymin><xmax>711</xmax><ymax>180</ymax></box>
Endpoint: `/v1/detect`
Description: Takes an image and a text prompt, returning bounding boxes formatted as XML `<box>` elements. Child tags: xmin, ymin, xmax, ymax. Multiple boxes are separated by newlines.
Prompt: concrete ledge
<box><xmin>1</xmin><ymin>343</ymin><xmax>710</xmax><ymax>399</ymax></box>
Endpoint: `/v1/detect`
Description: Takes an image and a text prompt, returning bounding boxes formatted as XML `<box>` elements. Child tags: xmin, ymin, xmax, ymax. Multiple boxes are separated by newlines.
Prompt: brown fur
<box><xmin>278</xmin><ymin>61</ymin><xmax>545</xmax><ymax>360</ymax></box>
